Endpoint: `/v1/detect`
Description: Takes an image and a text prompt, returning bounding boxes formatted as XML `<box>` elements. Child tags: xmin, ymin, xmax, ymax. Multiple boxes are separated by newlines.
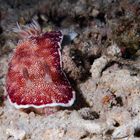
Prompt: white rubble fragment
<box><xmin>112</xmin><ymin>115</ymin><xmax>140</xmax><ymax>139</ymax></box>
<box><xmin>90</xmin><ymin>55</ymin><xmax>110</xmax><ymax>79</ymax></box>
<box><xmin>90</xmin><ymin>44</ymin><xmax>121</xmax><ymax>79</ymax></box>
<box><xmin>128</xmin><ymin>96</ymin><xmax>140</xmax><ymax>115</ymax></box>
<box><xmin>105</xmin><ymin>110</ymin><xmax>132</xmax><ymax>127</ymax></box>
<box><xmin>106</xmin><ymin>43</ymin><xmax>121</xmax><ymax>57</ymax></box>
<box><xmin>113</xmin><ymin>124</ymin><xmax>134</xmax><ymax>139</ymax></box>
<box><xmin>6</xmin><ymin>128</ymin><xmax>26</xmax><ymax>140</ymax></box>
<box><xmin>71</xmin><ymin>111</ymin><xmax>106</xmax><ymax>134</ymax></box>
<box><xmin>64</xmin><ymin>127</ymin><xmax>87</xmax><ymax>140</ymax></box>
<box><xmin>43</xmin><ymin>127</ymin><xmax>65</xmax><ymax>140</ymax></box>
<box><xmin>78</xmin><ymin>120</ymin><xmax>103</xmax><ymax>134</ymax></box>
<box><xmin>91</xmin><ymin>9</ymin><xmax>99</xmax><ymax>17</ymax></box>
<box><xmin>101</xmin><ymin>69</ymin><xmax>140</xmax><ymax>93</ymax></box>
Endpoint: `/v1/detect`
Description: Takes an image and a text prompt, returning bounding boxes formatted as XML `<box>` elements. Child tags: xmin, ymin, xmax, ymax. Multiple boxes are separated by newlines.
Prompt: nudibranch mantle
<box><xmin>6</xmin><ymin>20</ymin><xmax>75</xmax><ymax>109</ymax></box>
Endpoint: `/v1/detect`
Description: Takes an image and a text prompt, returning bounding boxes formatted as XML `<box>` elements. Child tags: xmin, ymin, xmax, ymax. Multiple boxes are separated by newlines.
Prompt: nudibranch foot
<box><xmin>21</xmin><ymin>106</ymin><xmax>60</xmax><ymax>115</ymax></box>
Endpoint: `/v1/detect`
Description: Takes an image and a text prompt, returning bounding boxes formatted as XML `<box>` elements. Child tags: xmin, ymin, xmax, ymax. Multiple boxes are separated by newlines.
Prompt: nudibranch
<box><xmin>6</xmin><ymin>20</ymin><xmax>75</xmax><ymax>110</ymax></box>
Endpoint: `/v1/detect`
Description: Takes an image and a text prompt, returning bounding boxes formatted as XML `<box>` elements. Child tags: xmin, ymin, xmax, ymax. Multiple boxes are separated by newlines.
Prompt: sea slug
<box><xmin>6</xmin><ymin>20</ymin><xmax>75</xmax><ymax>111</ymax></box>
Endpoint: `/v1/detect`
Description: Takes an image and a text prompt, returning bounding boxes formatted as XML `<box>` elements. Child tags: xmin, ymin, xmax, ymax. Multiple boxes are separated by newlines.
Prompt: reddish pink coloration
<box><xmin>6</xmin><ymin>21</ymin><xmax>75</xmax><ymax>109</ymax></box>
<box><xmin>120</xmin><ymin>47</ymin><xmax>126</xmax><ymax>56</ymax></box>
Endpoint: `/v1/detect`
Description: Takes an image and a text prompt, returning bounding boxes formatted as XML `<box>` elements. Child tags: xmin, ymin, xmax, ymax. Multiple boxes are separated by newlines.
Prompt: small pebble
<box><xmin>6</xmin><ymin>128</ymin><xmax>26</xmax><ymax>140</ymax></box>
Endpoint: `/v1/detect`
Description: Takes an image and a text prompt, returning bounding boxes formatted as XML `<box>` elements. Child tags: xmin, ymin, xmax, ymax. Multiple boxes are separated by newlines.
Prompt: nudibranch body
<box><xmin>6</xmin><ymin>20</ymin><xmax>75</xmax><ymax>109</ymax></box>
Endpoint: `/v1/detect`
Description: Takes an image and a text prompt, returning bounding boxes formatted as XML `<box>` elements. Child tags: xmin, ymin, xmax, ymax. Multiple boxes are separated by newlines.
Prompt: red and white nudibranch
<box><xmin>6</xmin><ymin>20</ymin><xmax>75</xmax><ymax>109</ymax></box>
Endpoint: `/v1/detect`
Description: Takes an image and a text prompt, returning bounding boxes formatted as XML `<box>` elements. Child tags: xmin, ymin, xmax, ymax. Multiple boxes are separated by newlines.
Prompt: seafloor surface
<box><xmin>0</xmin><ymin>0</ymin><xmax>140</xmax><ymax>140</ymax></box>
